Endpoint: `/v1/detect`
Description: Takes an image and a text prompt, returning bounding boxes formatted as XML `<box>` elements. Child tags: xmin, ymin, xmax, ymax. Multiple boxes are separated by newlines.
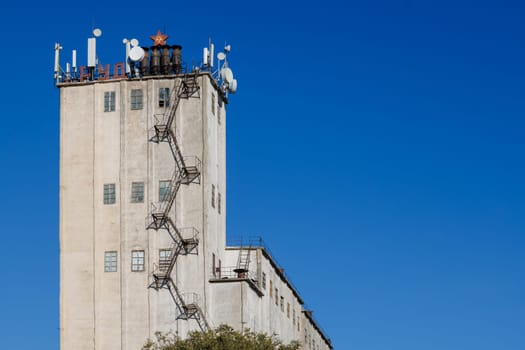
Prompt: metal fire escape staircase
<box><xmin>147</xmin><ymin>74</ymin><xmax>210</xmax><ymax>332</ymax></box>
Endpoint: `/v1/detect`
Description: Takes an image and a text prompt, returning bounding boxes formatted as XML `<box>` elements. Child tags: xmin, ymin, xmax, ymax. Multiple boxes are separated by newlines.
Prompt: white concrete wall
<box><xmin>60</xmin><ymin>74</ymin><xmax>227</xmax><ymax>350</ymax></box>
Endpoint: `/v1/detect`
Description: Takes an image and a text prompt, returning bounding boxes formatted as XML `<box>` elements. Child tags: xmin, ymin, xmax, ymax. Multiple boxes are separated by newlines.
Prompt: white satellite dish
<box><xmin>130</xmin><ymin>38</ymin><xmax>139</xmax><ymax>47</ymax></box>
<box><xmin>221</xmin><ymin>67</ymin><xmax>234</xmax><ymax>84</ymax></box>
<box><xmin>129</xmin><ymin>46</ymin><xmax>145</xmax><ymax>62</ymax></box>
<box><xmin>217</xmin><ymin>52</ymin><xmax>226</xmax><ymax>60</ymax></box>
<box><xmin>229</xmin><ymin>79</ymin><xmax>237</xmax><ymax>93</ymax></box>
<box><xmin>93</xmin><ymin>28</ymin><xmax>102</xmax><ymax>37</ymax></box>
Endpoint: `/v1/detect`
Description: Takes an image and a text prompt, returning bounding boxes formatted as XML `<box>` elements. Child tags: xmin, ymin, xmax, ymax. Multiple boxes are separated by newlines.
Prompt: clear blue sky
<box><xmin>0</xmin><ymin>0</ymin><xmax>523</xmax><ymax>349</ymax></box>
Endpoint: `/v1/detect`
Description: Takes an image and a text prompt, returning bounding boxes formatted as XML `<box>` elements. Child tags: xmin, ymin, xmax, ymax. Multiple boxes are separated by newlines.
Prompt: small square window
<box><xmin>159</xmin><ymin>180</ymin><xmax>171</xmax><ymax>202</ymax></box>
<box><xmin>104</xmin><ymin>91</ymin><xmax>115</xmax><ymax>112</ymax></box>
<box><xmin>104</xmin><ymin>251</ymin><xmax>117</xmax><ymax>272</ymax></box>
<box><xmin>103</xmin><ymin>183</ymin><xmax>116</xmax><ymax>205</ymax></box>
<box><xmin>131</xmin><ymin>182</ymin><xmax>144</xmax><ymax>203</ymax></box>
<box><xmin>159</xmin><ymin>88</ymin><xmax>170</xmax><ymax>107</ymax></box>
<box><xmin>211</xmin><ymin>184</ymin><xmax>215</xmax><ymax>208</ymax></box>
<box><xmin>131</xmin><ymin>89</ymin><xmax>143</xmax><ymax>110</ymax></box>
<box><xmin>131</xmin><ymin>250</ymin><xmax>145</xmax><ymax>271</ymax></box>
<box><xmin>159</xmin><ymin>249</ymin><xmax>172</xmax><ymax>272</ymax></box>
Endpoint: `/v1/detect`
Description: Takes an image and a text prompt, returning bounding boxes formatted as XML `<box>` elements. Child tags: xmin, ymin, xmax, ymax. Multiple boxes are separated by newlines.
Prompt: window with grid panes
<box><xmin>131</xmin><ymin>250</ymin><xmax>144</xmax><ymax>271</ymax></box>
<box><xmin>131</xmin><ymin>182</ymin><xmax>144</xmax><ymax>203</ymax></box>
<box><xmin>130</xmin><ymin>89</ymin><xmax>143</xmax><ymax>110</ymax></box>
<box><xmin>104</xmin><ymin>91</ymin><xmax>115</xmax><ymax>112</ymax></box>
<box><xmin>103</xmin><ymin>184</ymin><xmax>116</xmax><ymax>204</ymax></box>
<box><xmin>159</xmin><ymin>180</ymin><xmax>171</xmax><ymax>202</ymax></box>
<box><xmin>159</xmin><ymin>87</ymin><xmax>170</xmax><ymax>107</ymax></box>
<box><xmin>159</xmin><ymin>249</ymin><xmax>172</xmax><ymax>272</ymax></box>
<box><xmin>104</xmin><ymin>251</ymin><xmax>117</xmax><ymax>272</ymax></box>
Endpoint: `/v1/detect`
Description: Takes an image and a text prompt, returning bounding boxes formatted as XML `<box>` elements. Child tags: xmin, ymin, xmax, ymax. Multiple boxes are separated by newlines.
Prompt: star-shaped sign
<box><xmin>150</xmin><ymin>30</ymin><xmax>168</xmax><ymax>46</ymax></box>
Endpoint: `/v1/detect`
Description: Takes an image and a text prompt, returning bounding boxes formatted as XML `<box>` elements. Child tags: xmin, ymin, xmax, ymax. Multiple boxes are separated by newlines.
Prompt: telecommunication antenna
<box><xmin>215</xmin><ymin>43</ymin><xmax>238</xmax><ymax>96</ymax></box>
<box><xmin>88</xmin><ymin>28</ymin><xmax>101</xmax><ymax>67</ymax></box>
<box><xmin>54</xmin><ymin>43</ymin><xmax>63</xmax><ymax>83</ymax></box>
<box><xmin>72</xmin><ymin>50</ymin><xmax>77</xmax><ymax>73</ymax></box>
<box><xmin>124</xmin><ymin>37</ymin><xmax>144</xmax><ymax>77</ymax></box>
<box><xmin>202</xmin><ymin>39</ymin><xmax>215</xmax><ymax>70</ymax></box>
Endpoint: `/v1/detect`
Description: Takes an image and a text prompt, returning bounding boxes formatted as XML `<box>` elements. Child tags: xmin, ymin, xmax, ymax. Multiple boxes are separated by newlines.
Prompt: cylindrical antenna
<box><xmin>72</xmin><ymin>50</ymin><xmax>77</xmax><ymax>72</ymax></box>
<box><xmin>87</xmin><ymin>37</ymin><xmax>96</xmax><ymax>68</ymax></box>
<box><xmin>203</xmin><ymin>47</ymin><xmax>209</xmax><ymax>66</ymax></box>
<box><xmin>54</xmin><ymin>43</ymin><xmax>62</xmax><ymax>73</ymax></box>
<box><xmin>210</xmin><ymin>43</ymin><xmax>215</xmax><ymax>68</ymax></box>
<box><xmin>123</xmin><ymin>39</ymin><xmax>131</xmax><ymax>74</ymax></box>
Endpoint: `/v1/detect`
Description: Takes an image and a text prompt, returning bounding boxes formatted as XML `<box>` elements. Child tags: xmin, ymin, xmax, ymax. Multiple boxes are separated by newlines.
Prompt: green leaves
<box><xmin>142</xmin><ymin>325</ymin><xmax>300</xmax><ymax>350</ymax></box>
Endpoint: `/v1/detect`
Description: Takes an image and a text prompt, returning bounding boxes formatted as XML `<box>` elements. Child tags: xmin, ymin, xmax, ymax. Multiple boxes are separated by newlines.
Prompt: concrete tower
<box><xmin>58</xmin><ymin>31</ymin><xmax>332</xmax><ymax>350</ymax></box>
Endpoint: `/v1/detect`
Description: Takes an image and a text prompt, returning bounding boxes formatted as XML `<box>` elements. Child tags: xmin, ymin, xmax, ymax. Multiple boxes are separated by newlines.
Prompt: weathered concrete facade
<box><xmin>59</xmin><ymin>71</ymin><xmax>332</xmax><ymax>350</ymax></box>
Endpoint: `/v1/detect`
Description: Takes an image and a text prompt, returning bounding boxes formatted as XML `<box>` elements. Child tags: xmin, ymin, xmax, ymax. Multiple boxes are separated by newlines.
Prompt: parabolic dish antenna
<box><xmin>130</xmin><ymin>38</ymin><xmax>139</xmax><ymax>47</ymax></box>
<box><xmin>129</xmin><ymin>46</ymin><xmax>145</xmax><ymax>62</ymax></box>
<box><xmin>93</xmin><ymin>28</ymin><xmax>102</xmax><ymax>37</ymax></box>
<box><xmin>217</xmin><ymin>52</ymin><xmax>226</xmax><ymax>60</ymax></box>
<box><xmin>221</xmin><ymin>67</ymin><xmax>234</xmax><ymax>84</ymax></box>
<box><xmin>229</xmin><ymin>79</ymin><xmax>237</xmax><ymax>93</ymax></box>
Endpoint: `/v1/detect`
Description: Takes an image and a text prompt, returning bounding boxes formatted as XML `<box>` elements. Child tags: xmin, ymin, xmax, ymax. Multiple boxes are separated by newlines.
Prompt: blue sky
<box><xmin>0</xmin><ymin>0</ymin><xmax>524</xmax><ymax>349</ymax></box>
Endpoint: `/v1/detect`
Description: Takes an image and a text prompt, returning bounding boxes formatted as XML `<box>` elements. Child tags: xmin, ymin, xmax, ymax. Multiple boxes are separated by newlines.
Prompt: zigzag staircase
<box><xmin>147</xmin><ymin>73</ymin><xmax>210</xmax><ymax>331</ymax></box>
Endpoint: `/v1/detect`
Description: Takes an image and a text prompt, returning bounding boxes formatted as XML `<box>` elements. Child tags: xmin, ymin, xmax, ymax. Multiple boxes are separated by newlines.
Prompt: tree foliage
<box><xmin>142</xmin><ymin>325</ymin><xmax>300</xmax><ymax>350</ymax></box>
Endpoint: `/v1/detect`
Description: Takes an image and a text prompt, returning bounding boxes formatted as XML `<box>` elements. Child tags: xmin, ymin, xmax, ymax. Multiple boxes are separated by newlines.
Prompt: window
<box><xmin>159</xmin><ymin>180</ymin><xmax>171</xmax><ymax>202</ymax></box>
<box><xmin>275</xmin><ymin>288</ymin><xmax>278</xmax><ymax>306</ymax></box>
<box><xmin>131</xmin><ymin>182</ymin><xmax>144</xmax><ymax>203</ymax></box>
<box><xmin>103</xmin><ymin>183</ymin><xmax>116</xmax><ymax>205</ymax></box>
<box><xmin>211</xmin><ymin>93</ymin><xmax>215</xmax><ymax>115</ymax></box>
<box><xmin>159</xmin><ymin>249</ymin><xmax>172</xmax><ymax>272</ymax></box>
<box><xmin>104</xmin><ymin>251</ymin><xmax>117</xmax><ymax>272</ymax></box>
<box><xmin>218</xmin><ymin>192</ymin><xmax>222</xmax><ymax>214</ymax></box>
<box><xmin>293</xmin><ymin>309</ymin><xmax>296</xmax><ymax>325</ymax></box>
<box><xmin>280</xmin><ymin>296</ymin><xmax>284</xmax><ymax>312</ymax></box>
<box><xmin>298</xmin><ymin>316</ymin><xmax>300</xmax><ymax>331</ymax></box>
<box><xmin>262</xmin><ymin>272</ymin><xmax>266</xmax><ymax>290</ymax></box>
<box><xmin>287</xmin><ymin>303</ymin><xmax>290</xmax><ymax>318</ymax></box>
<box><xmin>130</xmin><ymin>89</ymin><xmax>143</xmax><ymax>110</ymax></box>
<box><xmin>104</xmin><ymin>91</ymin><xmax>115</xmax><ymax>112</ymax></box>
<box><xmin>159</xmin><ymin>87</ymin><xmax>170</xmax><ymax>107</ymax></box>
<box><xmin>211</xmin><ymin>184</ymin><xmax>215</xmax><ymax>208</ymax></box>
<box><xmin>270</xmin><ymin>280</ymin><xmax>273</xmax><ymax>297</ymax></box>
<box><xmin>212</xmin><ymin>253</ymin><xmax>216</xmax><ymax>277</ymax></box>
<box><xmin>131</xmin><ymin>250</ymin><xmax>145</xmax><ymax>271</ymax></box>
